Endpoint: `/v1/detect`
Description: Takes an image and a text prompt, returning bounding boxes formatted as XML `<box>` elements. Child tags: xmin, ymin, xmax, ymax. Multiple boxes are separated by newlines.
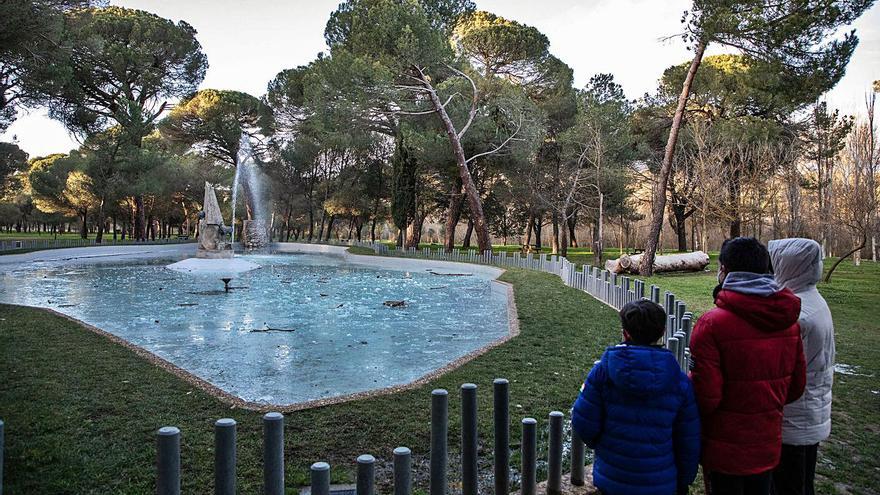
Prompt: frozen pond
<box><xmin>0</xmin><ymin>252</ymin><xmax>511</xmax><ymax>405</ymax></box>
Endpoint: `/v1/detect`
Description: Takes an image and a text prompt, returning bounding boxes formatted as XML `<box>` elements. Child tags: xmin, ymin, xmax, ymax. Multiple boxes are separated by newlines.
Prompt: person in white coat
<box><xmin>768</xmin><ymin>238</ymin><xmax>835</xmax><ymax>495</ymax></box>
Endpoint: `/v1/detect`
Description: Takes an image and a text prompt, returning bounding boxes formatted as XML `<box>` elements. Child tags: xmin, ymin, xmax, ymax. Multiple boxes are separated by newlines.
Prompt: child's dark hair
<box><xmin>619</xmin><ymin>300</ymin><xmax>666</xmax><ymax>345</ymax></box>
<box><xmin>719</xmin><ymin>237</ymin><xmax>770</xmax><ymax>274</ymax></box>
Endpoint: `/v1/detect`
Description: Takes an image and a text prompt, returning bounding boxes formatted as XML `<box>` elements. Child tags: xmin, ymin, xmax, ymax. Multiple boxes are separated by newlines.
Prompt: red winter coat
<box><xmin>690</xmin><ymin>281</ymin><xmax>806</xmax><ymax>475</ymax></box>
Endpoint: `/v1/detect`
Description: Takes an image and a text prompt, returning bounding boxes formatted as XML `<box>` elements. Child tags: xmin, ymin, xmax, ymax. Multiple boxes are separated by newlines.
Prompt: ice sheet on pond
<box><xmin>0</xmin><ymin>253</ymin><xmax>510</xmax><ymax>404</ymax></box>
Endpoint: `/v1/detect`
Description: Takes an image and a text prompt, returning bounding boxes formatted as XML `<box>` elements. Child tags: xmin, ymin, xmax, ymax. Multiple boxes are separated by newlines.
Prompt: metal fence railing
<box><xmin>0</xmin><ymin>237</ymin><xmax>195</xmax><ymax>253</ymax></box>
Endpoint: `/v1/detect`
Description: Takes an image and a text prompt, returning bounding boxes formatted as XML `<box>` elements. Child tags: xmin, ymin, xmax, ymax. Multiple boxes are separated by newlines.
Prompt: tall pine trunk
<box><xmin>444</xmin><ymin>180</ymin><xmax>464</xmax><ymax>252</ymax></box>
<box><xmin>419</xmin><ymin>70</ymin><xmax>491</xmax><ymax>252</ymax></box>
<box><xmin>79</xmin><ymin>208</ymin><xmax>88</xmax><ymax>239</ymax></box>
<box><xmin>462</xmin><ymin>218</ymin><xmax>474</xmax><ymax>249</ymax></box>
<box><xmin>670</xmin><ymin>202</ymin><xmax>688</xmax><ymax>251</ymax></box>
<box><xmin>640</xmin><ymin>40</ymin><xmax>706</xmax><ymax>276</ymax></box>
<box><xmin>95</xmin><ymin>200</ymin><xmax>106</xmax><ymax>243</ymax></box>
<box><xmin>135</xmin><ymin>195</ymin><xmax>146</xmax><ymax>241</ymax></box>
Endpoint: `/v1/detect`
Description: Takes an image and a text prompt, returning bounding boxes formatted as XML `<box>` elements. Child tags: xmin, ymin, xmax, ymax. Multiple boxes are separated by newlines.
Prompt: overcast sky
<box><xmin>3</xmin><ymin>0</ymin><xmax>879</xmax><ymax>158</ymax></box>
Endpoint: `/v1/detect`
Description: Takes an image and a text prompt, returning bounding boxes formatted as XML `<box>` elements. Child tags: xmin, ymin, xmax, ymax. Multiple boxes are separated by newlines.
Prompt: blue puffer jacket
<box><xmin>572</xmin><ymin>344</ymin><xmax>701</xmax><ymax>495</ymax></box>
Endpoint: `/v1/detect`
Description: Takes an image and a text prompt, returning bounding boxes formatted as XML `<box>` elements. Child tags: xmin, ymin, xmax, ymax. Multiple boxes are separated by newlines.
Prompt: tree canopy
<box><xmin>161</xmin><ymin>89</ymin><xmax>273</xmax><ymax>166</ymax></box>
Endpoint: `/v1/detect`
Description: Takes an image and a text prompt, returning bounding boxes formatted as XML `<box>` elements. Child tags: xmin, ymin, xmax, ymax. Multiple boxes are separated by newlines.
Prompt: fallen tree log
<box><xmin>605</xmin><ymin>251</ymin><xmax>709</xmax><ymax>275</ymax></box>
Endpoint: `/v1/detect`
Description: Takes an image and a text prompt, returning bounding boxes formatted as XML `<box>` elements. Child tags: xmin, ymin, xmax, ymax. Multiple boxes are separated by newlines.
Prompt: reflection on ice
<box><xmin>1</xmin><ymin>253</ymin><xmax>510</xmax><ymax>405</ymax></box>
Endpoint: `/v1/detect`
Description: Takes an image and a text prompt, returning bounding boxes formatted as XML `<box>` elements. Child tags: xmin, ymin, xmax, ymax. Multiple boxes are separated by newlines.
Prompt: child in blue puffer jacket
<box><xmin>572</xmin><ymin>300</ymin><xmax>701</xmax><ymax>495</ymax></box>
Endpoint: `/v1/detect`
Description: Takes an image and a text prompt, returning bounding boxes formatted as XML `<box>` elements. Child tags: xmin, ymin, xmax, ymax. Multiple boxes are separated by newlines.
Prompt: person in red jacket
<box><xmin>690</xmin><ymin>237</ymin><xmax>806</xmax><ymax>495</ymax></box>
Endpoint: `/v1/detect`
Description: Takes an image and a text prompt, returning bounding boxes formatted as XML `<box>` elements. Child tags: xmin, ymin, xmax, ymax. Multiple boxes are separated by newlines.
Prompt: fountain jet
<box><xmin>233</xmin><ymin>134</ymin><xmax>269</xmax><ymax>250</ymax></box>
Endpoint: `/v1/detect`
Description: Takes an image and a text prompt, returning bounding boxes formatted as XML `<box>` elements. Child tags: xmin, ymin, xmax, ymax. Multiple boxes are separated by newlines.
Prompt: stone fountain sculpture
<box><xmin>196</xmin><ymin>182</ymin><xmax>234</xmax><ymax>259</ymax></box>
<box><xmin>166</xmin><ymin>168</ymin><xmax>259</xmax><ymax>275</ymax></box>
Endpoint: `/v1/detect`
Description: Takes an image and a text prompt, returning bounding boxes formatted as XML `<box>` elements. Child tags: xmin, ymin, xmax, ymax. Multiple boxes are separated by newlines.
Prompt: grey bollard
<box><xmin>667</xmin><ymin>315</ymin><xmax>677</xmax><ymax>342</ymax></box>
<box><xmin>0</xmin><ymin>419</ymin><xmax>3</xmax><ymax>495</ymax></box>
<box><xmin>356</xmin><ymin>454</ymin><xmax>375</xmax><ymax>495</ymax></box>
<box><xmin>521</xmin><ymin>418</ymin><xmax>537</xmax><ymax>495</ymax></box>
<box><xmin>650</xmin><ymin>285</ymin><xmax>660</xmax><ymax>304</ymax></box>
<box><xmin>682</xmin><ymin>313</ymin><xmax>694</xmax><ymax>345</ymax></box>
<box><xmin>548</xmin><ymin>412</ymin><xmax>563</xmax><ymax>495</ymax></box>
<box><xmin>494</xmin><ymin>379</ymin><xmax>510</xmax><ymax>495</ymax></box>
<box><xmin>461</xmin><ymin>384</ymin><xmax>478</xmax><ymax>495</ymax></box>
<box><xmin>676</xmin><ymin>301</ymin><xmax>687</xmax><ymax>330</ymax></box>
<box><xmin>667</xmin><ymin>337</ymin><xmax>681</xmax><ymax>366</ymax></box>
<box><xmin>157</xmin><ymin>426</ymin><xmax>181</xmax><ymax>495</ymax></box>
<box><xmin>214</xmin><ymin>418</ymin><xmax>237</xmax><ymax>495</ymax></box>
<box><xmin>263</xmin><ymin>412</ymin><xmax>284</xmax><ymax>495</ymax></box>
<box><xmin>310</xmin><ymin>462</ymin><xmax>330</xmax><ymax>495</ymax></box>
<box><xmin>571</xmin><ymin>433</ymin><xmax>585</xmax><ymax>486</ymax></box>
<box><xmin>430</xmin><ymin>389</ymin><xmax>448</xmax><ymax>495</ymax></box>
<box><xmin>394</xmin><ymin>447</ymin><xmax>412</xmax><ymax>495</ymax></box>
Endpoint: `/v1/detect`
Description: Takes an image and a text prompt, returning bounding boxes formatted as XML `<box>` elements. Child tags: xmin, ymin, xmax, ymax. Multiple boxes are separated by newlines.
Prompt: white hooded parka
<box><xmin>768</xmin><ymin>238</ymin><xmax>836</xmax><ymax>446</ymax></box>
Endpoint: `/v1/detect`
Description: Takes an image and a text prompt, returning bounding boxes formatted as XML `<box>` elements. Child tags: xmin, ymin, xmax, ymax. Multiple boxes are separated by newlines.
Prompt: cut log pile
<box><xmin>605</xmin><ymin>251</ymin><xmax>710</xmax><ymax>275</ymax></box>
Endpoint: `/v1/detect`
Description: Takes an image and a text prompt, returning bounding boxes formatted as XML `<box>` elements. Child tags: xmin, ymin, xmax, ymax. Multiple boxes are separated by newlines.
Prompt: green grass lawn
<box><xmin>0</xmin><ymin>247</ymin><xmax>877</xmax><ymax>494</ymax></box>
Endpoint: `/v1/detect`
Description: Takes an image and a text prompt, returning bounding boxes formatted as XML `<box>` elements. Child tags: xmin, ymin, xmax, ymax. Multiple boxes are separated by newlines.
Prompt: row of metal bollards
<box><xmin>155</xmin><ymin>380</ymin><xmax>586</xmax><ymax>495</ymax></box>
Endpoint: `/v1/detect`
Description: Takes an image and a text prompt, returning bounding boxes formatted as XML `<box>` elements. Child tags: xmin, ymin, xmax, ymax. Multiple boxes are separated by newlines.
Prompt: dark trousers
<box><xmin>706</xmin><ymin>470</ymin><xmax>773</xmax><ymax>495</ymax></box>
<box><xmin>772</xmin><ymin>443</ymin><xmax>819</xmax><ymax>495</ymax></box>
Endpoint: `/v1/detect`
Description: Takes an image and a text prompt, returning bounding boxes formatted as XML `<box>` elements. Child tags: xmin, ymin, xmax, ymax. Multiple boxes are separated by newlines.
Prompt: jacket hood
<box><xmin>722</xmin><ymin>272</ymin><xmax>780</xmax><ymax>297</ymax></box>
<box><xmin>605</xmin><ymin>344</ymin><xmax>682</xmax><ymax>395</ymax></box>
<box><xmin>716</xmin><ymin>285</ymin><xmax>801</xmax><ymax>332</ymax></box>
<box><xmin>768</xmin><ymin>238</ymin><xmax>823</xmax><ymax>293</ymax></box>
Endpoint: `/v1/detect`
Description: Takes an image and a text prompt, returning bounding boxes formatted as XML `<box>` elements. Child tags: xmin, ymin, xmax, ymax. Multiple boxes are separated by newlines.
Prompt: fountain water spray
<box><xmin>231</xmin><ymin>162</ymin><xmax>243</xmax><ymax>244</ymax></box>
<box><xmin>231</xmin><ymin>134</ymin><xmax>268</xmax><ymax>248</ymax></box>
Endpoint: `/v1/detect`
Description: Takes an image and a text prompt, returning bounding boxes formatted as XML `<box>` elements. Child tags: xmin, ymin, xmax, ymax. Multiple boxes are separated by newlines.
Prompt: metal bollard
<box><xmin>667</xmin><ymin>337</ymin><xmax>681</xmax><ymax>366</ymax></box>
<box><xmin>548</xmin><ymin>412</ymin><xmax>563</xmax><ymax>495</ymax></box>
<box><xmin>667</xmin><ymin>315</ymin><xmax>677</xmax><ymax>342</ymax></box>
<box><xmin>650</xmin><ymin>285</ymin><xmax>660</xmax><ymax>304</ymax></box>
<box><xmin>521</xmin><ymin>418</ymin><xmax>537</xmax><ymax>495</ymax></box>
<box><xmin>461</xmin><ymin>383</ymin><xmax>478</xmax><ymax>495</ymax></box>
<box><xmin>263</xmin><ymin>412</ymin><xmax>284</xmax><ymax>495</ymax></box>
<box><xmin>682</xmin><ymin>313</ymin><xmax>694</xmax><ymax>345</ymax></box>
<box><xmin>430</xmin><ymin>389</ymin><xmax>448</xmax><ymax>495</ymax></box>
<box><xmin>571</xmin><ymin>433</ymin><xmax>585</xmax><ymax>486</ymax></box>
<box><xmin>676</xmin><ymin>301</ymin><xmax>687</xmax><ymax>330</ymax></box>
<box><xmin>356</xmin><ymin>454</ymin><xmax>375</xmax><ymax>495</ymax></box>
<box><xmin>0</xmin><ymin>419</ymin><xmax>4</xmax><ymax>495</ymax></box>
<box><xmin>494</xmin><ymin>379</ymin><xmax>510</xmax><ymax>495</ymax></box>
<box><xmin>157</xmin><ymin>426</ymin><xmax>181</xmax><ymax>495</ymax></box>
<box><xmin>674</xmin><ymin>331</ymin><xmax>687</xmax><ymax>360</ymax></box>
<box><xmin>310</xmin><ymin>462</ymin><xmax>330</xmax><ymax>495</ymax></box>
<box><xmin>214</xmin><ymin>418</ymin><xmax>237</xmax><ymax>495</ymax></box>
<box><xmin>394</xmin><ymin>447</ymin><xmax>412</xmax><ymax>495</ymax></box>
